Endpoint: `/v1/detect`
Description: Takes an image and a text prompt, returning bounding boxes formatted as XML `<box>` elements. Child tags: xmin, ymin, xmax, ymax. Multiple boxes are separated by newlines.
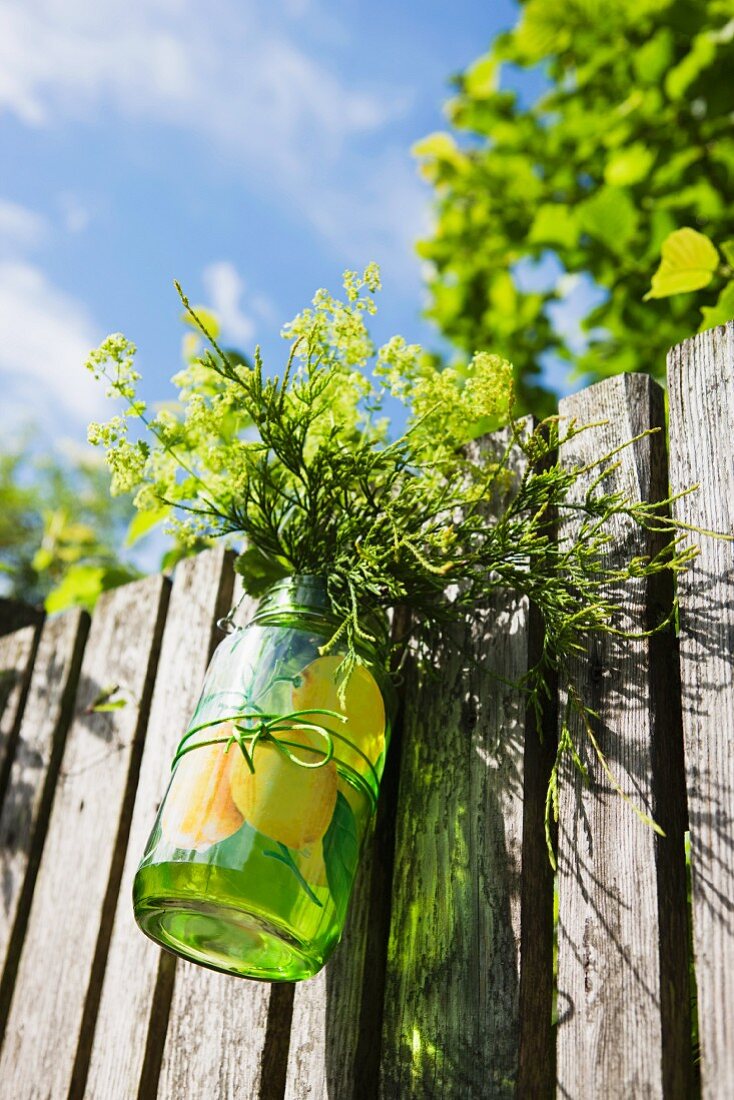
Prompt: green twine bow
<box><xmin>172</xmin><ymin>707</ymin><xmax>380</xmax><ymax>795</ymax></box>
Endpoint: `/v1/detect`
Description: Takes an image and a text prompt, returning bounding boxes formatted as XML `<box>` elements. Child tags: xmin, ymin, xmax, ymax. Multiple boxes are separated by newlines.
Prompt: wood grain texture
<box><xmin>84</xmin><ymin>549</ymin><xmax>235</xmax><ymax>1100</ymax></box>
<box><xmin>156</xmin><ymin>959</ymin><xmax>278</xmax><ymax>1100</ymax></box>
<box><xmin>378</xmin><ymin>426</ymin><xmax>547</xmax><ymax>1100</ymax></box>
<box><xmin>283</xmin><ymin>819</ymin><xmax>377</xmax><ymax>1100</ymax></box>
<box><xmin>0</xmin><ymin>610</ymin><xmax>88</xmax><ymax>1034</ymax></box>
<box><xmin>0</xmin><ymin>576</ymin><xmax>169</xmax><ymax>1100</ymax></box>
<box><xmin>556</xmin><ymin>374</ymin><xmax>690</xmax><ymax>1099</ymax></box>
<box><xmin>0</xmin><ymin>624</ymin><xmax>41</xmax><ymax>812</ymax></box>
<box><xmin>668</xmin><ymin>322</ymin><xmax>734</xmax><ymax>1099</ymax></box>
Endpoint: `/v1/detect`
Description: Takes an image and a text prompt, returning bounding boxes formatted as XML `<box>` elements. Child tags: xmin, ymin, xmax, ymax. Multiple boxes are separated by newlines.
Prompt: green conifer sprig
<box><xmin>85</xmin><ymin>265</ymin><xmax>711</xmax><ymax>859</ymax></box>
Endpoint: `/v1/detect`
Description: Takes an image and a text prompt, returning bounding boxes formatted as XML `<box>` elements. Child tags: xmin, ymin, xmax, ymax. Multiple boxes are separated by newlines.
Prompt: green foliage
<box><xmin>87</xmin><ymin>267</ymin><xmax>700</xmax><ymax>861</ymax></box>
<box><xmin>645</xmin><ymin>226</ymin><xmax>734</xmax><ymax>331</ymax></box>
<box><xmin>0</xmin><ymin>438</ymin><xmax>140</xmax><ymax>611</ymax></box>
<box><xmin>645</xmin><ymin>226</ymin><xmax>720</xmax><ymax>298</ymax></box>
<box><xmin>416</xmin><ymin>0</ymin><xmax>734</xmax><ymax>412</ymax></box>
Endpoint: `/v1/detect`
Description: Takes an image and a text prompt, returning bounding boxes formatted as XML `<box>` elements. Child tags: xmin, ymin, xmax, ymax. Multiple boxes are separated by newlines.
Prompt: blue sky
<box><xmin>0</xmin><ymin>0</ymin><xmax>564</xmax><ymax>452</ymax></box>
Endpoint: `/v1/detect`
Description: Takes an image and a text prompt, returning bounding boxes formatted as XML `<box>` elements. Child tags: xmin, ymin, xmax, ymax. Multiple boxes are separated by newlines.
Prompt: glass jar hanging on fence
<box><xmin>133</xmin><ymin>575</ymin><xmax>394</xmax><ymax>981</ymax></box>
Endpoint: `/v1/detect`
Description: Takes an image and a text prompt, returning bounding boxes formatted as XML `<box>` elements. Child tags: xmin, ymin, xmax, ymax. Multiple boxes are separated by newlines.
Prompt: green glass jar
<box><xmin>133</xmin><ymin>575</ymin><xmax>393</xmax><ymax>981</ymax></box>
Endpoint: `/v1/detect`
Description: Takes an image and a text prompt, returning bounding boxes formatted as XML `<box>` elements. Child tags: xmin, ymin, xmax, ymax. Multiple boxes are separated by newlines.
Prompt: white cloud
<box><xmin>0</xmin><ymin>261</ymin><xmax>105</xmax><ymax>434</ymax></box>
<box><xmin>305</xmin><ymin>148</ymin><xmax>432</xmax><ymax>284</ymax></box>
<box><xmin>0</xmin><ymin>1</ymin><xmax>401</xmax><ymax>167</ymax></box>
<box><xmin>0</xmin><ymin>198</ymin><xmax>48</xmax><ymax>253</ymax></box>
<box><xmin>59</xmin><ymin>193</ymin><xmax>92</xmax><ymax>234</ymax></box>
<box><xmin>202</xmin><ymin>261</ymin><xmax>256</xmax><ymax>345</ymax></box>
<box><xmin>0</xmin><ymin>1</ymin><xmax>417</xmax><ymax>272</ymax></box>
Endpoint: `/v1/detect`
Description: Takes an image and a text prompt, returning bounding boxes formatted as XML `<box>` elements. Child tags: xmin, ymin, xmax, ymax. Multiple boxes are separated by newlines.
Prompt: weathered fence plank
<box><xmin>378</xmin><ymin>427</ymin><xmax>553</xmax><ymax>1099</ymax></box>
<box><xmin>155</xmin><ymin>583</ymin><xmax>291</xmax><ymax>1100</ymax></box>
<box><xmin>157</xmin><ymin>961</ymin><xmax>289</xmax><ymax>1100</ymax></box>
<box><xmin>668</xmin><ymin>321</ymin><xmax>734</xmax><ymax>1099</ymax></box>
<box><xmin>0</xmin><ymin>576</ymin><xmax>169</xmax><ymax>1099</ymax></box>
<box><xmin>556</xmin><ymin>374</ymin><xmax>690</xmax><ymax>1098</ymax></box>
<box><xmin>283</xmin><ymin>809</ymin><xmax>377</xmax><ymax>1099</ymax></box>
<box><xmin>0</xmin><ymin>623</ymin><xmax>41</xmax><ymax>811</ymax></box>
<box><xmin>84</xmin><ymin>548</ymin><xmax>235</xmax><ymax>1099</ymax></box>
<box><xmin>0</xmin><ymin>610</ymin><xmax>88</xmax><ymax>1033</ymax></box>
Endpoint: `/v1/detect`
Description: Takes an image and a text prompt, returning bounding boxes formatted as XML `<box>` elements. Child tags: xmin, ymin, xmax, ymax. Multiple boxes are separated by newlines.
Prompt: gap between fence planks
<box><xmin>0</xmin><ymin>576</ymin><xmax>169</xmax><ymax>1100</ymax></box>
<box><xmin>0</xmin><ymin>622</ymin><xmax>42</xmax><ymax>812</ymax></box>
<box><xmin>555</xmin><ymin>374</ymin><xmax>690</xmax><ymax>1099</ymax></box>
<box><xmin>378</xmin><ymin>423</ymin><xmax>555</xmax><ymax>1099</ymax></box>
<box><xmin>668</xmin><ymin>321</ymin><xmax>734</xmax><ymax>1100</ymax></box>
<box><xmin>0</xmin><ymin>609</ymin><xmax>89</xmax><ymax>1037</ymax></box>
<box><xmin>84</xmin><ymin>548</ymin><xmax>236</xmax><ymax>1099</ymax></box>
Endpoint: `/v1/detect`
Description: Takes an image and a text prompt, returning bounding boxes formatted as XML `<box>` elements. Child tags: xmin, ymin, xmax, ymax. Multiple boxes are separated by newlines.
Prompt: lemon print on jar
<box><xmin>161</xmin><ymin>728</ymin><xmax>244</xmax><ymax>851</ymax></box>
<box><xmin>229</xmin><ymin>727</ymin><xmax>337</xmax><ymax>850</ymax></box>
<box><xmin>292</xmin><ymin>656</ymin><xmax>386</xmax><ymax>785</ymax></box>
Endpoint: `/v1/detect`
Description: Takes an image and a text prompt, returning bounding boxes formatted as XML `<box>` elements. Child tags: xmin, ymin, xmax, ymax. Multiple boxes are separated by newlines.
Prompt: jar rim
<box><xmin>249</xmin><ymin>573</ymin><xmax>391</xmax><ymax>664</ymax></box>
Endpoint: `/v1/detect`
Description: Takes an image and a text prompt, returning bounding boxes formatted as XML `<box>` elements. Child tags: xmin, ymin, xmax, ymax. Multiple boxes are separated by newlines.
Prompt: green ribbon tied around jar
<box><xmin>171</xmin><ymin>707</ymin><xmax>382</xmax><ymax>797</ymax></box>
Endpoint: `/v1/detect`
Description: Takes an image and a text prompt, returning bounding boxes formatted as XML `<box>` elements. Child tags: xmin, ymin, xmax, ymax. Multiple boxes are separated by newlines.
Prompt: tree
<box><xmin>0</xmin><ymin>437</ymin><xmax>141</xmax><ymax>610</ymax></box>
<box><xmin>415</xmin><ymin>0</ymin><xmax>734</xmax><ymax>414</ymax></box>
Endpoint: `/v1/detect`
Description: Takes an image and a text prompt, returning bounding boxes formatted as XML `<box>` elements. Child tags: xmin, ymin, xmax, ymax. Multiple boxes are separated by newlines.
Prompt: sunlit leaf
<box><xmin>464</xmin><ymin>55</ymin><xmax>498</xmax><ymax>97</ymax></box>
<box><xmin>577</xmin><ymin>187</ymin><xmax>638</xmax><ymax>249</ymax></box>
<box><xmin>699</xmin><ymin>282</ymin><xmax>734</xmax><ymax>331</ymax></box>
<box><xmin>664</xmin><ymin>32</ymin><xmax>717</xmax><ymax>99</ymax></box>
<box><xmin>644</xmin><ymin>228</ymin><xmax>719</xmax><ymax>300</ymax></box>
<box><xmin>720</xmin><ymin>240</ymin><xmax>734</xmax><ymax>267</ymax></box>
<box><xmin>528</xmin><ymin>205</ymin><xmax>579</xmax><ymax>249</ymax></box>
<box><xmin>85</xmin><ymin>684</ymin><xmax>129</xmax><ymax>714</ymax></box>
<box><xmin>181</xmin><ymin>305</ymin><xmax>220</xmax><ymax>340</ymax></box>
<box><xmin>125</xmin><ymin>506</ymin><xmax>170</xmax><ymax>548</ymax></box>
<box><xmin>604</xmin><ymin>144</ymin><xmax>654</xmax><ymax>187</ymax></box>
<box><xmin>411</xmin><ymin>131</ymin><xmax>462</xmax><ymax>162</ymax></box>
<box><xmin>45</xmin><ymin>565</ymin><xmax>106</xmax><ymax>613</ymax></box>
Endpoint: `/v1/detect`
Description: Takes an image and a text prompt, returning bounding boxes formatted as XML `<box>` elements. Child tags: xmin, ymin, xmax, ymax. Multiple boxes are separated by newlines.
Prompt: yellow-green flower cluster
<box><xmin>282</xmin><ymin>267</ymin><xmax>380</xmax><ymax>372</ymax></box>
<box><xmin>86</xmin><ymin>265</ymin><xmax>517</xmax><ymax>548</ymax></box>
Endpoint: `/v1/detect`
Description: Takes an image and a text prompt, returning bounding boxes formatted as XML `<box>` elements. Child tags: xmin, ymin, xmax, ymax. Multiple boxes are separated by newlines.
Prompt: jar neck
<box><xmin>250</xmin><ymin>574</ymin><xmax>390</xmax><ymax>666</ymax></box>
<box><xmin>253</xmin><ymin>574</ymin><xmax>330</xmax><ymax>619</ymax></box>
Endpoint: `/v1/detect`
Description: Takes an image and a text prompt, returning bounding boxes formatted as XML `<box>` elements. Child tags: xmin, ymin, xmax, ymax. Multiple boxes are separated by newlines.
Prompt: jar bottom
<box><xmin>135</xmin><ymin>894</ymin><xmax>326</xmax><ymax>981</ymax></box>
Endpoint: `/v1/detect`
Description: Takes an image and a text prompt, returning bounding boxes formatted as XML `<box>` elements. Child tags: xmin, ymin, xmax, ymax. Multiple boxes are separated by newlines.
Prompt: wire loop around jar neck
<box><xmin>218</xmin><ymin>574</ymin><xmax>391</xmax><ymax>669</ymax></box>
<box><xmin>216</xmin><ymin>586</ymin><xmax>249</xmax><ymax>635</ymax></box>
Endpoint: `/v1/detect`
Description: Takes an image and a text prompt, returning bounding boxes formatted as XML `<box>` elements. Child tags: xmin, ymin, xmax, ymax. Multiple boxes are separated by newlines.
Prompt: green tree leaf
<box><xmin>528</xmin><ymin>205</ymin><xmax>579</xmax><ymax>249</ymax></box>
<box><xmin>124</xmin><ymin>505</ymin><xmax>170</xmax><ymax>548</ymax></box>
<box><xmin>664</xmin><ymin>31</ymin><xmax>717</xmax><ymax>99</ymax></box>
<box><xmin>577</xmin><ymin>187</ymin><xmax>639</xmax><ymax>249</ymax></box>
<box><xmin>181</xmin><ymin>305</ymin><xmax>220</xmax><ymax>340</ymax></box>
<box><xmin>604</xmin><ymin>144</ymin><xmax>655</xmax><ymax>187</ymax></box>
<box><xmin>45</xmin><ymin>565</ymin><xmax>107</xmax><ymax>613</ymax></box>
<box><xmin>699</xmin><ymin>282</ymin><xmax>734</xmax><ymax>331</ymax></box>
<box><xmin>720</xmin><ymin>239</ymin><xmax>734</xmax><ymax>267</ymax></box>
<box><xmin>464</xmin><ymin>55</ymin><xmax>498</xmax><ymax>97</ymax></box>
<box><xmin>644</xmin><ymin>227</ymin><xmax>720</xmax><ymax>300</ymax></box>
<box><xmin>416</xmin><ymin>0</ymin><xmax>734</xmax><ymax>412</ymax></box>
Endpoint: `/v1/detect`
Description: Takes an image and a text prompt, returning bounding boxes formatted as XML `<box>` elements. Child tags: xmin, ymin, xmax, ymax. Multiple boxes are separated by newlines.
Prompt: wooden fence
<box><xmin>0</xmin><ymin>322</ymin><xmax>732</xmax><ymax>1099</ymax></box>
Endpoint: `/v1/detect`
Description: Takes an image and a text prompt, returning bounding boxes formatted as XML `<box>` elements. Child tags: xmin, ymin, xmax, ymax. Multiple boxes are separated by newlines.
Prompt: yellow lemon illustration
<box><xmin>161</xmin><ymin>727</ymin><xmax>244</xmax><ymax>851</ymax></box>
<box><xmin>292</xmin><ymin>656</ymin><xmax>386</xmax><ymax>769</ymax></box>
<box><xmin>229</xmin><ymin>727</ymin><xmax>337</xmax><ymax>850</ymax></box>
